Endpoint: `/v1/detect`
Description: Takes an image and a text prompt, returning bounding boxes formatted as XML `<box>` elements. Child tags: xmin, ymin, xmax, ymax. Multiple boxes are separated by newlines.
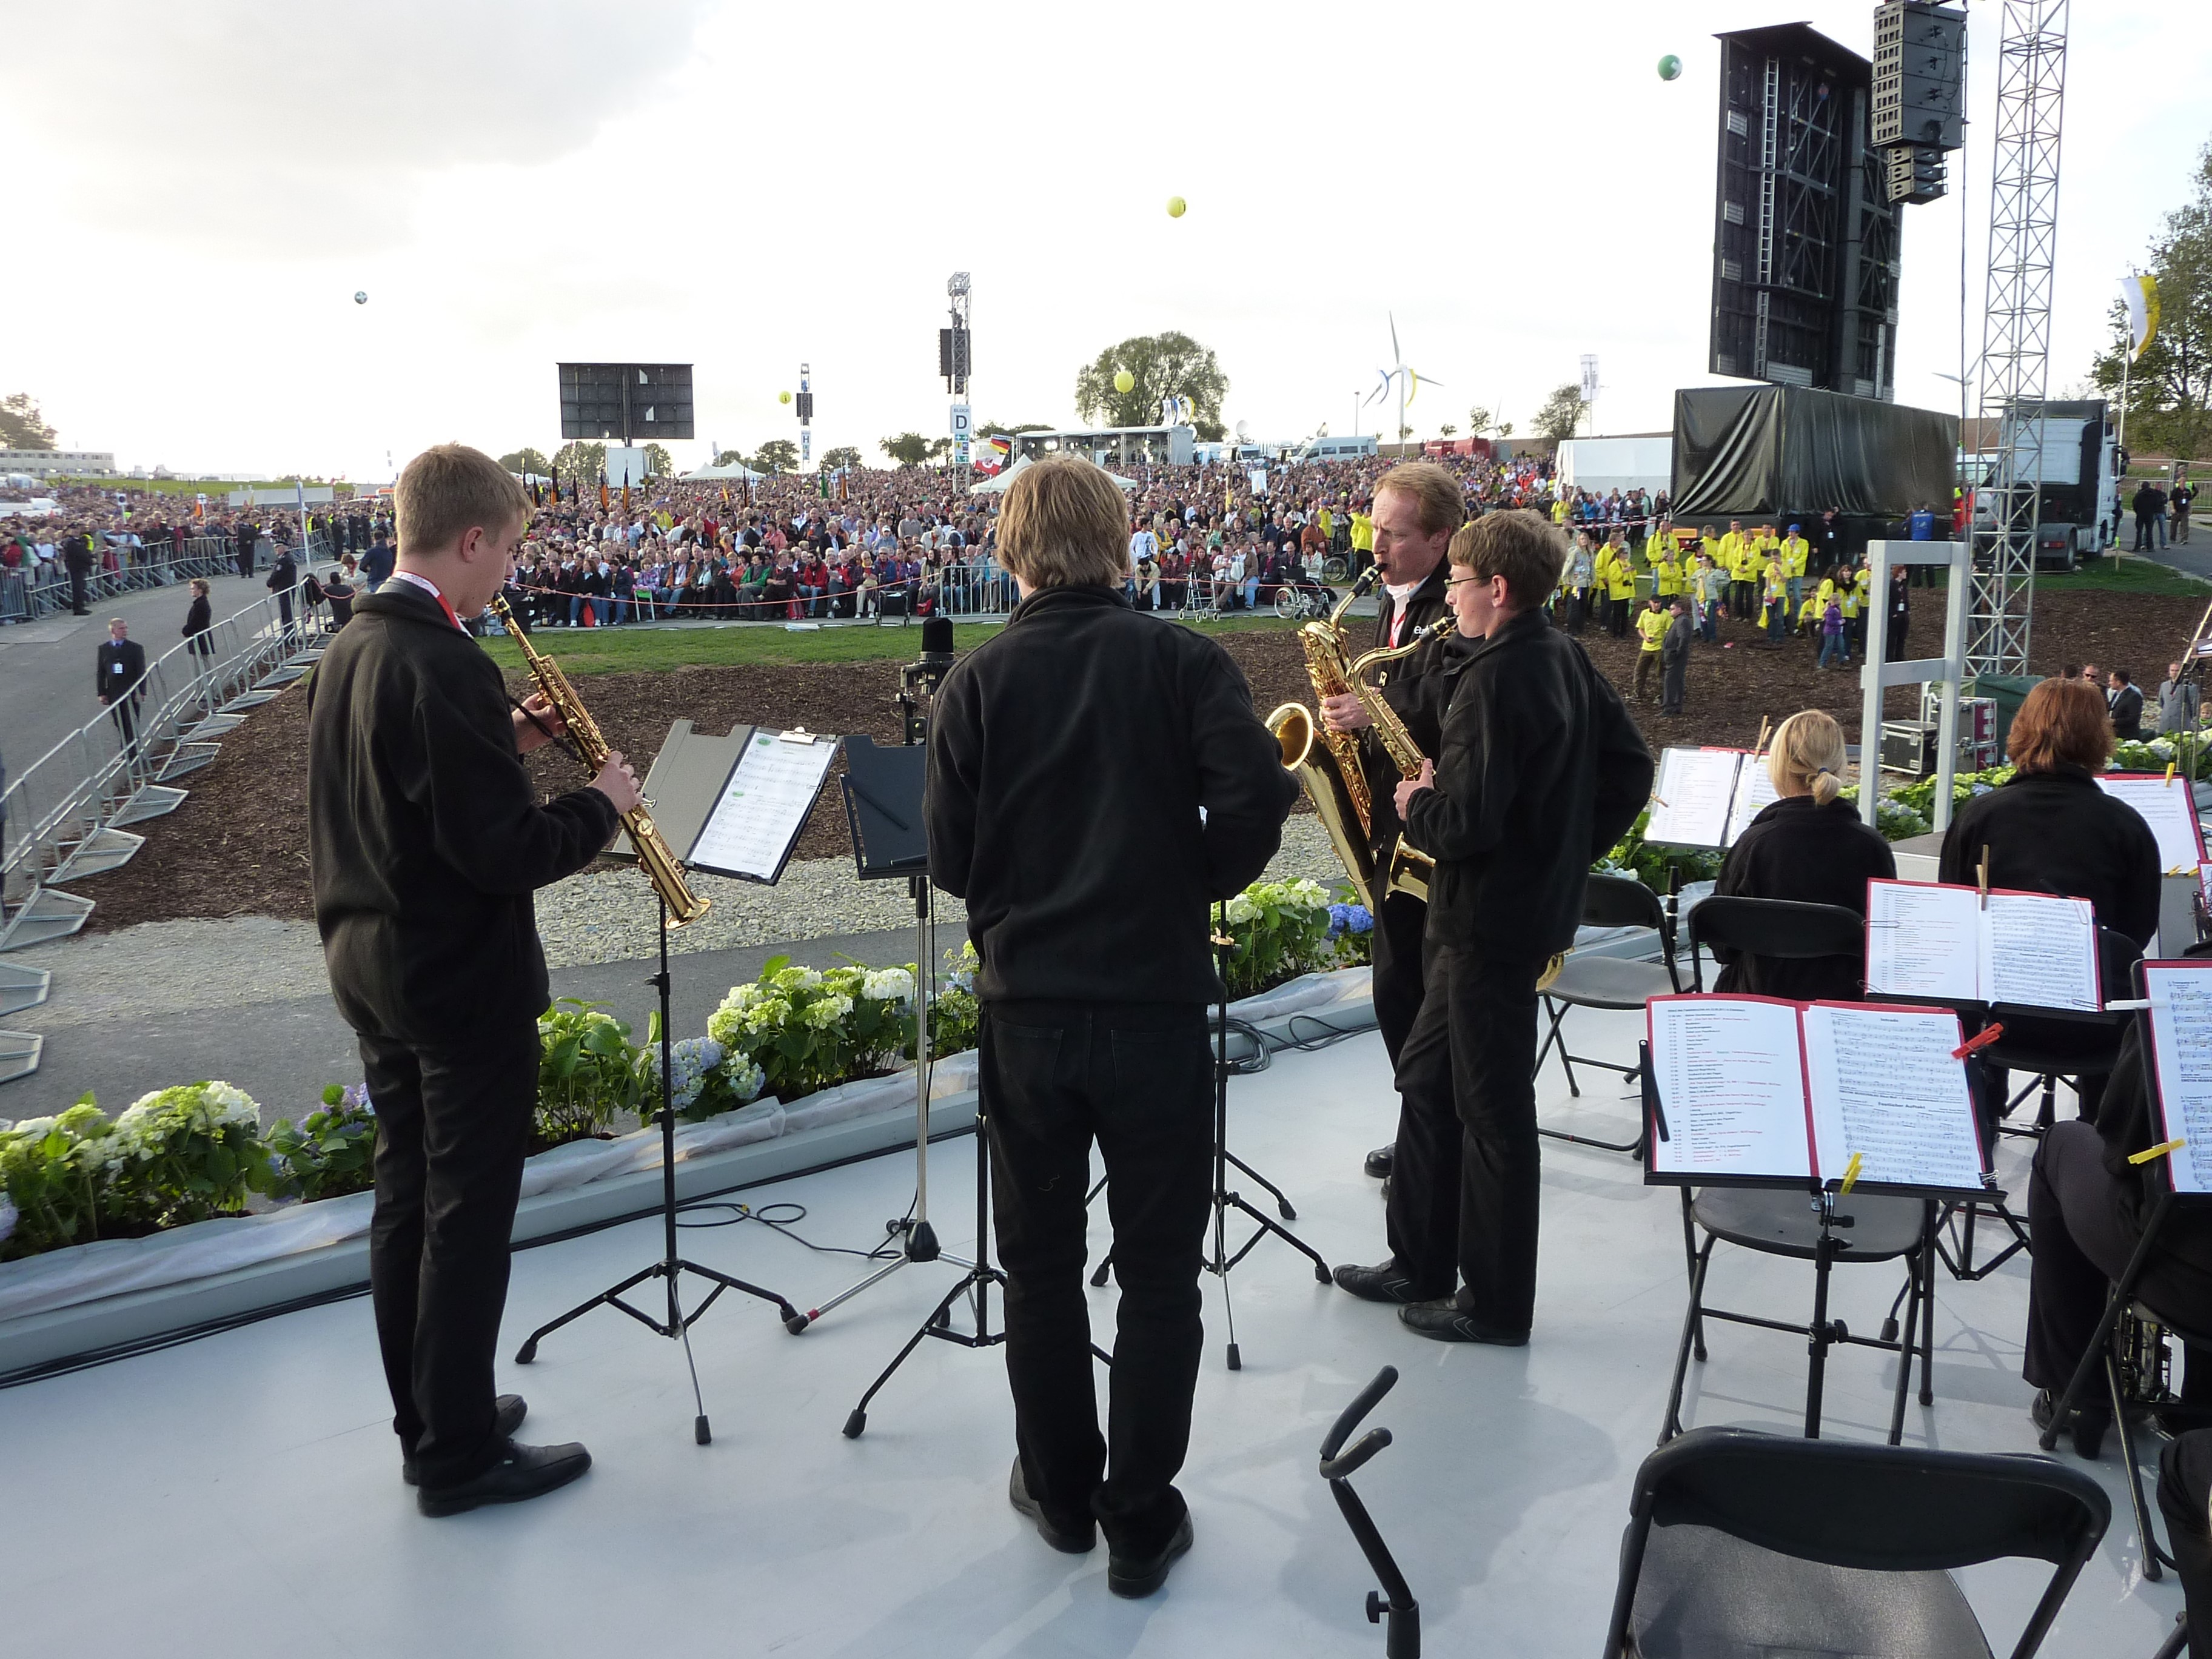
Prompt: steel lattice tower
<box><xmin>1967</xmin><ymin>0</ymin><xmax>2068</xmax><ymax>679</ymax></box>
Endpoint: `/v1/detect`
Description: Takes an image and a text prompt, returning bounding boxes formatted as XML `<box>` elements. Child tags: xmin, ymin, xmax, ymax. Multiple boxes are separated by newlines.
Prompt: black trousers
<box><xmin>2023</xmin><ymin>1120</ymin><xmax>2212</xmax><ymax>1400</ymax></box>
<box><xmin>2136</xmin><ymin>513</ymin><xmax>2156</xmax><ymax>552</ymax></box>
<box><xmin>2160</xmin><ymin>1430</ymin><xmax>2212</xmax><ymax>1655</ymax></box>
<box><xmin>1661</xmin><ymin>655</ymin><xmax>1686</xmax><ymax>714</ymax></box>
<box><xmin>1366</xmin><ymin>882</ymin><xmax>1428</xmax><ymax>1068</ymax></box>
<box><xmin>982</xmin><ymin>1000</ymin><xmax>1213</xmax><ymax>1558</ymax></box>
<box><xmin>1384</xmin><ymin>942</ymin><xmax>1545</xmax><ymax>1327</ymax></box>
<box><xmin>236</xmin><ymin>544</ymin><xmax>255</xmax><ymax>578</ymax></box>
<box><xmin>106</xmin><ymin>695</ymin><xmax>141</xmax><ymax>753</ymax></box>
<box><xmin>359</xmin><ymin>1017</ymin><xmax>540</xmax><ymax>1489</ymax></box>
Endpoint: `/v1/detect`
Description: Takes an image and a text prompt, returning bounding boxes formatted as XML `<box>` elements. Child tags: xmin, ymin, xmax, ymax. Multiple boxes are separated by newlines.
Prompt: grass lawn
<box><xmin>480</xmin><ymin>614</ymin><xmax>1302</xmax><ymax>674</ymax></box>
<box><xmin>2026</xmin><ymin>556</ymin><xmax>2207</xmax><ymax>595</ymax></box>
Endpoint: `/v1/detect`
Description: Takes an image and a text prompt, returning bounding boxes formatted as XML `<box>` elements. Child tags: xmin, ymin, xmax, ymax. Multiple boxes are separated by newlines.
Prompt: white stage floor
<box><xmin>0</xmin><ymin>1007</ymin><xmax>2187</xmax><ymax>1657</ymax></box>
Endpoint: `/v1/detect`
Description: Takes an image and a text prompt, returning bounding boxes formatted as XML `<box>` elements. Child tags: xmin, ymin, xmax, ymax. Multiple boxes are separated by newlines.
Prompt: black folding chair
<box><xmin>1532</xmin><ymin>874</ymin><xmax>1680</xmax><ymax>1155</ymax></box>
<box><xmin>1648</xmin><ymin>1026</ymin><xmax>1937</xmax><ymax>1448</ymax></box>
<box><xmin>1684</xmin><ymin>894</ymin><xmax>1866</xmax><ymax>996</ymax></box>
<box><xmin>1604</xmin><ymin>1426</ymin><xmax>2110</xmax><ymax>1659</ymax></box>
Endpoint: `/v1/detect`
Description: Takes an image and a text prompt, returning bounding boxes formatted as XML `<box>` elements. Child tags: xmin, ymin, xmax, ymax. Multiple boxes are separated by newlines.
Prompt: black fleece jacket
<box><xmin>307</xmin><ymin>583</ymin><xmax>620</xmax><ymax>1045</ymax></box>
<box><xmin>927</xmin><ymin>583</ymin><xmax>1296</xmax><ymax>1004</ymax></box>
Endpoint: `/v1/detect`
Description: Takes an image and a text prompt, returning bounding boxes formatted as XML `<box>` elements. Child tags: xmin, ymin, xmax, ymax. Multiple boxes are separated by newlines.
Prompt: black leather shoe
<box><xmin>1332</xmin><ymin>1260</ymin><xmax>1433</xmax><ymax>1304</ymax></box>
<box><xmin>1008</xmin><ymin>1460</ymin><xmax>1094</xmax><ymax>1553</ymax></box>
<box><xmin>416</xmin><ymin>1438</ymin><xmax>591</xmax><ymax>1517</ymax></box>
<box><xmin>1364</xmin><ymin>1144</ymin><xmax>1395</xmax><ymax>1179</ymax></box>
<box><xmin>2031</xmin><ymin>1388</ymin><xmax>2110</xmax><ymax>1460</ymax></box>
<box><xmin>1398</xmin><ymin>1299</ymin><xmax>1529</xmax><ymax>1346</ymax></box>
<box><xmin>403</xmin><ymin>1395</ymin><xmax>527</xmax><ymax>1486</ymax></box>
<box><xmin>1108</xmin><ymin>1512</ymin><xmax>1194</xmax><ymax>1598</ymax></box>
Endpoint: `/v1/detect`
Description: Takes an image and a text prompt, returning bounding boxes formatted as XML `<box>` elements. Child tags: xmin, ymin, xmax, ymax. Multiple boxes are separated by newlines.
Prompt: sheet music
<box><xmin>1801</xmin><ymin>1003</ymin><xmax>1984</xmax><ymax>1191</ymax></box>
<box><xmin>1647</xmin><ymin>997</ymin><xmax>1811</xmax><ymax>1180</ymax></box>
<box><xmin>1724</xmin><ymin>757</ymin><xmax>1781</xmax><ymax>847</ymax></box>
<box><xmin>1865</xmin><ymin>881</ymin><xmax>1980</xmax><ymax>1003</ymax></box>
<box><xmin>1980</xmin><ymin>891</ymin><xmax>2100</xmax><ymax>1012</ymax></box>
<box><xmin>2098</xmin><ymin>775</ymin><xmax>2208</xmax><ymax>876</ymax></box>
<box><xmin>685</xmin><ymin>731</ymin><xmax>836</xmax><ymax>883</ymax></box>
<box><xmin>2145</xmin><ymin>964</ymin><xmax>2212</xmax><ymax>1195</ymax></box>
<box><xmin>1645</xmin><ymin>748</ymin><xmax>1742</xmax><ymax>849</ymax></box>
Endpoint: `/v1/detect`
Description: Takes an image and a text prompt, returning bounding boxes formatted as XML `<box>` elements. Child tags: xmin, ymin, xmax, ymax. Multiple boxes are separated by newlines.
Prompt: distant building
<box><xmin>0</xmin><ymin>449</ymin><xmax>118</xmax><ymax>477</ymax></box>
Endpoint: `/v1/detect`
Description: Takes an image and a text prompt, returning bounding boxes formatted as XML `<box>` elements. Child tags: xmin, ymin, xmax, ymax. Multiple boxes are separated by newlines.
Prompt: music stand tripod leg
<box><xmin>514</xmin><ymin>896</ymin><xmax>801</xmax><ymax>1446</ymax></box>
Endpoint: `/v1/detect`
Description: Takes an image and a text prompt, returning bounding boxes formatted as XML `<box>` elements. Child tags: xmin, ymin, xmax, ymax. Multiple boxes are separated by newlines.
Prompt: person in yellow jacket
<box><xmin>1655</xmin><ymin>544</ymin><xmax>1683</xmax><ymax>600</ymax></box>
<box><xmin>1849</xmin><ymin>561</ymin><xmax>1872</xmax><ymax>657</ymax></box>
<box><xmin>1349</xmin><ymin>506</ymin><xmax>1375</xmax><ymax>576</ymax></box>
<box><xmin>1634</xmin><ymin>595</ymin><xmax>1669</xmax><ymax>700</ymax></box>
<box><xmin>1780</xmin><ymin>522</ymin><xmax>1810</xmax><ymax>611</ymax></box>
<box><xmin>1603</xmin><ymin>531</ymin><xmax>1635</xmax><ymax>635</ymax></box>
<box><xmin>1761</xmin><ymin>555</ymin><xmax>1789</xmax><ymax>645</ymax></box>
<box><xmin>1642</xmin><ymin>518</ymin><xmax>1672</xmax><ymax>573</ymax></box>
<box><xmin>1796</xmin><ymin>592</ymin><xmax>1822</xmax><ymax>637</ymax></box>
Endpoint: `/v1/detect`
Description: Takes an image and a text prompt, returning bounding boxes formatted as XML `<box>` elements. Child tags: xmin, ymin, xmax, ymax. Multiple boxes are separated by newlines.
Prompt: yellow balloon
<box><xmin>1167</xmin><ymin>195</ymin><xmax>1187</xmax><ymax>218</ymax></box>
<box><xmin>778</xmin><ymin>390</ymin><xmax>792</xmax><ymax>404</ymax></box>
<box><xmin>1113</xmin><ymin>369</ymin><xmax>1136</xmax><ymax>394</ymax></box>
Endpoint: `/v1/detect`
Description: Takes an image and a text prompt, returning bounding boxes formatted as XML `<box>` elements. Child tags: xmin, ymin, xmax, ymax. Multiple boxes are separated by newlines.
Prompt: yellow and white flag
<box><xmin>2126</xmin><ymin>272</ymin><xmax>2160</xmax><ymax>360</ymax></box>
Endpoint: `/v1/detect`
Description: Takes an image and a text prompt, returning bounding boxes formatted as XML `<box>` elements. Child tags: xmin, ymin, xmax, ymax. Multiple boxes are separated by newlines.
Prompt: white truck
<box><xmin>1968</xmin><ymin>398</ymin><xmax>2120</xmax><ymax>569</ymax></box>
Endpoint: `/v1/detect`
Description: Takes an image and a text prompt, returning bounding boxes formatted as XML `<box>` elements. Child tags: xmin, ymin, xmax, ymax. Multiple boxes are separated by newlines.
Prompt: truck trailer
<box><xmin>1966</xmin><ymin>398</ymin><xmax>2120</xmax><ymax>569</ymax></box>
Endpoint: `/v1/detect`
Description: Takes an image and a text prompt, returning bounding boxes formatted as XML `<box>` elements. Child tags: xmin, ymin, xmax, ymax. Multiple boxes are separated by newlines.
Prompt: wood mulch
<box><xmin>67</xmin><ymin>589</ymin><xmax>2204</xmax><ymax>932</ymax></box>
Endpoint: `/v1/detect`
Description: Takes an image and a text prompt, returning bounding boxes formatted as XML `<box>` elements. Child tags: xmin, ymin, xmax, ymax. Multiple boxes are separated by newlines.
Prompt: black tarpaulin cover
<box><xmin>1671</xmin><ymin>387</ymin><xmax>1957</xmax><ymax>518</ymax></box>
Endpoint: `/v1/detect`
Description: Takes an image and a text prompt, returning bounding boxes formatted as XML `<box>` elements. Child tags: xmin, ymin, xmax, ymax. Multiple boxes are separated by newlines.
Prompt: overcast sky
<box><xmin>3</xmin><ymin>1</ymin><xmax>2205</xmax><ymax>479</ymax></box>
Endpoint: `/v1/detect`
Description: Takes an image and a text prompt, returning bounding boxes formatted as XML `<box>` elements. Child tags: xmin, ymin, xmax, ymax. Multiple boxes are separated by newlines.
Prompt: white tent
<box><xmin>683</xmin><ymin>460</ymin><xmax>765</xmax><ymax>482</ymax></box>
<box><xmin>970</xmin><ymin>455</ymin><xmax>1138</xmax><ymax>495</ymax></box>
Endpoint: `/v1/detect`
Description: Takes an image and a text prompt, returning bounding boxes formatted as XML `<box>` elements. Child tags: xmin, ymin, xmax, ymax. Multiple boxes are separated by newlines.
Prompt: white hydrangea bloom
<box><xmin>723</xmin><ymin>1054</ymin><xmax>766</xmax><ymax>1104</ymax></box>
<box><xmin>773</xmin><ymin>965</ymin><xmax>823</xmax><ymax>991</ymax></box>
<box><xmin>861</xmin><ymin>967</ymin><xmax>916</xmax><ymax>1005</ymax></box>
<box><xmin>803</xmin><ymin>994</ymin><xmax>854</xmax><ymax>1029</ymax></box>
<box><xmin>1224</xmin><ymin>893</ymin><xmax>1257</xmax><ymax>925</ymax></box>
<box><xmin>4</xmin><ymin>1117</ymin><xmax>58</xmax><ymax>1143</ymax></box>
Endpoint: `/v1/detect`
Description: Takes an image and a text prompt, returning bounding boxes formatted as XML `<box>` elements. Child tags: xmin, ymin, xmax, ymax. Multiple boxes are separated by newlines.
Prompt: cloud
<box><xmin>4</xmin><ymin>0</ymin><xmax>708</xmax><ymax>238</ymax></box>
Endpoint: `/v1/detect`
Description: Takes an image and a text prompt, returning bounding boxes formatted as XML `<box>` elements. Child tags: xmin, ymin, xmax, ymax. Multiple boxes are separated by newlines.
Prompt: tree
<box><xmin>1073</xmin><ymin>332</ymin><xmax>1229</xmax><ymax>441</ymax></box>
<box><xmin>1438</xmin><ymin>423</ymin><xmax>1458</xmax><ymax>438</ymax></box>
<box><xmin>880</xmin><ymin>432</ymin><xmax>931</xmax><ymax>468</ymax></box>
<box><xmin>926</xmin><ymin>437</ymin><xmax>953</xmax><ymax>463</ymax></box>
<box><xmin>1532</xmin><ymin>383</ymin><xmax>1588</xmax><ymax>441</ymax></box>
<box><xmin>1498</xmin><ymin>421</ymin><xmax>1516</xmax><ymax>438</ymax></box>
<box><xmin>2088</xmin><ymin>134</ymin><xmax>2212</xmax><ymax>461</ymax></box>
<box><xmin>642</xmin><ymin>442</ymin><xmax>674</xmax><ymax>478</ymax></box>
<box><xmin>552</xmin><ymin>440</ymin><xmax>605</xmax><ymax>480</ymax></box>
<box><xmin>821</xmin><ymin>445</ymin><xmax>863</xmax><ymax>472</ymax></box>
<box><xmin>1397</xmin><ymin>425</ymin><xmax>1413</xmax><ymax>442</ymax></box>
<box><xmin>753</xmin><ymin>439</ymin><xmax>799</xmax><ymax>475</ymax></box>
<box><xmin>712</xmin><ymin>449</ymin><xmax>750</xmax><ymax>467</ymax></box>
<box><xmin>1466</xmin><ymin>405</ymin><xmax>1494</xmax><ymax>436</ymax></box>
<box><xmin>498</xmin><ymin>447</ymin><xmax>551</xmax><ymax>477</ymax></box>
<box><xmin>0</xmin><ymin>392</ymin><xmax>58</xmax><ymax>451</ymax></box>
<box><xmin>979</xmin><ymin>420</ymin><xmax>1051</xmax><ymax>438</ymax></box>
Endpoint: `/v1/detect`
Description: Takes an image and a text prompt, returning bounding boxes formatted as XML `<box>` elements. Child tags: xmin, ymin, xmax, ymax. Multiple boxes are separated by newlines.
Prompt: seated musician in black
<box><xmin>1708</xmin><ymin>708</ymin><xmax>1895</xmax><ymax>1000</ymax></box>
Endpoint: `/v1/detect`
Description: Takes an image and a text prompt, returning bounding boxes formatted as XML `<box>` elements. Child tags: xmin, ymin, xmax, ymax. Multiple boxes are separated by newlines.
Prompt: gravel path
<box><xmin>19</xmin><ymin>816</ymin><xmax>1344</xmax><ymax>1027</ymax></box>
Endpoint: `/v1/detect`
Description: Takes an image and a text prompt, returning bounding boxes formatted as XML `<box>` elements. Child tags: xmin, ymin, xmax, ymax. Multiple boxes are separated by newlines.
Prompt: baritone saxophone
<box><xmin>489</xmin><ymin>595</ymin><xmax>711</xmax><ymax>926</ymax></box>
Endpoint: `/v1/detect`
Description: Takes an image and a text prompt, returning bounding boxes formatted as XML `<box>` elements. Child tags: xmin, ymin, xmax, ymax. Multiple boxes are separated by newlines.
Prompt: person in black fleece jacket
<box><xmin>1709</xmin><ymin>709</ymin><xmax>1896</xmax><ymax>1000</ymax></box>
<box><xmin>309</xmin><ymin>444</ymin><xmax>638</xmax><ymax>1516</ymax></box>
<box><xmin>927</xmin><ymin>455</ymin><xmax>1295</xmax><ymax>1597</ymax></box>
<box><xmin>1338</xmin><ymin>509</ymin><xmax>1652</xmax><ymax>1343</ymax></box>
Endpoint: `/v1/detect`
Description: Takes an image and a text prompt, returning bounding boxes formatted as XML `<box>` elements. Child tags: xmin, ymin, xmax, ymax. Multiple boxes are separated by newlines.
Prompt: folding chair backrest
<box><xmin>1584</xmin><ymin>872</ymin><xmax>1667</xmax><ymax>933</ymax></box>
<box><xmin>1607</xmin><ymin>1428</ymin><xmax>2110</xmax><ymax>1659</ymax></box>
<box><xmin>1686</xmin><ymin>897</ymin><xmax>1865</xmax><ymax>994</ymax></box>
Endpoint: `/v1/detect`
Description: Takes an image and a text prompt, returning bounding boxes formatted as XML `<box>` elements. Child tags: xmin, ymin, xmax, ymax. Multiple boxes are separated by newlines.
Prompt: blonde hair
<box><xmin>395</xmin><ymin>443</ymin><xmax>529</xmax><ymax>560</ymax></box>
<box><xmin>996</xmin><ymin>455</ymin><xmax>1128</xmax><ymax>588</ymax></box>
<box><xmin>1373</xmin><ymin>462</ymin><xmax>1467</xmax><ymax>539</ymax></box>
<box><xmin>1767</xmin><ymin>710</ymin><xmax>1848</xmax><ymax>806</ymax></box>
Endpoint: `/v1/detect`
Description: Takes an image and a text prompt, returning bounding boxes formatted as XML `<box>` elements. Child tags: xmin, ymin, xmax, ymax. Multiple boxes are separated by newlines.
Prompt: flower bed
<box><xmin>0</xmin><ymin>876</ymin><xmax>1376</xmax><ymax>1270</ymax></box>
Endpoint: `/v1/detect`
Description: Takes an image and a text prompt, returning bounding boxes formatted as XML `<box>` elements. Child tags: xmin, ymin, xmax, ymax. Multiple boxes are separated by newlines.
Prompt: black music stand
<box><xmin>825</xmin><ymin>736</ymin><xmax>1013</xmax><ymax>1436</ymax></box>
<box><xmin>514</xmin><ymin>721</ymin><xmax>833</xmax><ymax>1444</ymax></box>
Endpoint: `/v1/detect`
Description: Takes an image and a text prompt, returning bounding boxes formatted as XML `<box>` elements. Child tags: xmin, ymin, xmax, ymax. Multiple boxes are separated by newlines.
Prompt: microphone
<box><xmin>919</xmin><ymin>614</ymin><xmax>954</xmax><ymax>668</ymax></box>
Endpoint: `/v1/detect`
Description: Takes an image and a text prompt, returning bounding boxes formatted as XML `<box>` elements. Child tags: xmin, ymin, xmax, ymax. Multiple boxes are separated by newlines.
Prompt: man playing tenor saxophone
<box><xmin>308</xmin><ymin>444</ymin><xmax>643</xmax><ymax>1515</ymax></box>
<box><xmin>1319</xmin><ymin>463</ymin><xmax>1460</xmax><ymax>1227</ymax></box>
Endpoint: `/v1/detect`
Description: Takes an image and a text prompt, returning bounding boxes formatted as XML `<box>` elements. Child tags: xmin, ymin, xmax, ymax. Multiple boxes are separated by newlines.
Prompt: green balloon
<box><xmin>1658</xmin><ymin>54</ymin><xmax>1682</xmax><ymax>81</ymax></box>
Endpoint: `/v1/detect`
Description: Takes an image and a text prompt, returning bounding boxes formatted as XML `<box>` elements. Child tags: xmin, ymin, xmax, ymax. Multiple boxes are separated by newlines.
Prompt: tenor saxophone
<box><xmin>1346</xmin><ymin>617</ymin><xmax>1456</xmax><ymax>904</ymax></box>
<box><xmin>489</xmin><ymin>596</ymin><xmax>712</xmax><ymax>927</ymax></box>
<box><xmin>1266</xmin><ymin>571</ymin><xmax>1382</xmax><ymax>901</ymax></box>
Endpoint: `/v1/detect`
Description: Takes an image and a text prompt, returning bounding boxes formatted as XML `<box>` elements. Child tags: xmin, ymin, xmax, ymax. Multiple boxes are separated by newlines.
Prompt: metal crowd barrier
<box><xmin>0</xmin><ymin>576</ymin><xmax>326</xmax><ymax>951</ymax></box>
<box><xmin>0</xmin><ymin>529</ymin><xmax>337</xmax><ymax>625</ymax></box>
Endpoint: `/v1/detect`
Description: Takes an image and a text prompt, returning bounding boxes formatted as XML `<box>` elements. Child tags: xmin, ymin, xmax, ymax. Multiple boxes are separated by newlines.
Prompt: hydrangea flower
<box><xmin>803</xmin><ymin>994</ymin><xmax>855</xmax><ymax>1029</ymax></box>
<box><xmin>722</xmin><ymin>1053</ymin><xmax>766</xmax><ymax>1105</ymax></box>
<box><xmin>1224</xmin><ymin>893</ymin><xmax>1257</xmax><ymax>924</ymax></box>
<box><xmin>646</xmin><ymin>1036</ymin><xmax>727</xmax><ymax>1113</ymax></box>
<box><xmin>861</xmin><ymin>967</ymin><xmax>916</xmax><ymax>1005</ymax></box>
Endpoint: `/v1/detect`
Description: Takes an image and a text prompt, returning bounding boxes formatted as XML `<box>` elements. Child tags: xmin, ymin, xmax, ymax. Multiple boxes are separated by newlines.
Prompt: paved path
<box><xmin>0</xmin><ymin>567</ymin><xmax>281</xmax><ymax>778</ymax></box>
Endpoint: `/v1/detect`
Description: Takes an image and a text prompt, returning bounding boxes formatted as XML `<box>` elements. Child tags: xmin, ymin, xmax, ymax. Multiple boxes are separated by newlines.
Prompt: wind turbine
<box><xmin>1366</xmin><ymin>312</ymin><xmax>1443</xmax><ymax>449</ymax></box>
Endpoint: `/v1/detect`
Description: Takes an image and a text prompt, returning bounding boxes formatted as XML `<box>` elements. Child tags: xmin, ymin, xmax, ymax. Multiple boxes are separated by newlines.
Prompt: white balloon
<box><xmin>353</xmin><ymin>291</ymin><xmax>368</xmax><ymax>305</ymax></box>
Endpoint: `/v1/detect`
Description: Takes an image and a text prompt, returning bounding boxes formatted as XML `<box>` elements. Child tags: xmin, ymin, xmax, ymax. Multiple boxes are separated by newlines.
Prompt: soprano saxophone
<box><xmin>489</xmin><ymin>595</ymin><xmax>711</xmax><ymax>926</ymax></box>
